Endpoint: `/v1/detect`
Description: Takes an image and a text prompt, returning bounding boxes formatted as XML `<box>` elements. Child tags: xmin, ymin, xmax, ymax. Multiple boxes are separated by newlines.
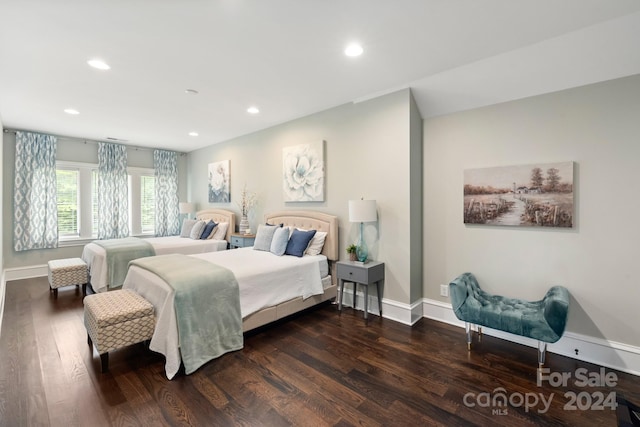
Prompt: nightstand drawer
<box><xmin>337</xmin><ymin>263</ymin><xmax>370</xmax><ymax>283</ymax></box>
<box><xmin>230</xmin><ymin>234</ymin><xmax>256</xmax><ymax>248</ymax></box>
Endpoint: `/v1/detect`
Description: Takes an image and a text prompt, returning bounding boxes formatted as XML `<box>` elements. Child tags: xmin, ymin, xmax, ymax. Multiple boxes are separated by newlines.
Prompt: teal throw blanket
<box><xmin>93</xmin><ymin>237</ymin><xmax>155</xmax><ymax>289</ymax></box>
<box><xmin>129</xmin><ymin>254</ymin><xmax>243</xmax><ymax>375</ymax></box>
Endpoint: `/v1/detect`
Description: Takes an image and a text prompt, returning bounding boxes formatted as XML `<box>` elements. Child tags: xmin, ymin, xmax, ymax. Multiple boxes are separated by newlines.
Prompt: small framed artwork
<box><xmin>464</xmin><ymin>161</ymin><xmax>574</xmax><ymax>228</ymax></box>
<box><xmin>208</xmin><ymin>160</ymin><xmax>230</xmax><ymax>203</ymax></box>
<box><xmin>282</xmin><ymin>140</ymin><xmax>325</xmax><ymax>202</ymax></box>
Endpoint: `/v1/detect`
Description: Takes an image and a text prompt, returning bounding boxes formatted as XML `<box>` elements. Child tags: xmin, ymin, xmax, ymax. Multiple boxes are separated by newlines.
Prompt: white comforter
<box><xmin>122</xmin><ymin>247</ymin><xmax>327</xmax><ymax>379</ymax></box>
<box><xmin>82</xmin><ymin>236</ymin><xmax>228</xmax><ymax>293</ymax></box>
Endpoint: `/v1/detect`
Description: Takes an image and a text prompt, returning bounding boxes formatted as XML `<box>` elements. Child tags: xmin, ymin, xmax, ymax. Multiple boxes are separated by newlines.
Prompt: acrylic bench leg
<box><xmin>466</xmin><ymin>322</ymin><xmax>472</xmax><ymax>350</ymax></box>
<box><xmin>538</xmin><ymin>341</ymin><xmax>547</xmax><ymax>367</ymax></box>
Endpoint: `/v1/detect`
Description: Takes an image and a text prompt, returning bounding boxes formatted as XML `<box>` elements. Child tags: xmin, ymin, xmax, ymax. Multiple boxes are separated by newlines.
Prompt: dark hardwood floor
<box><xmin>1</xmin><ymin>277</ymin><xmax>638</xmax><ymax>426</ymax></box>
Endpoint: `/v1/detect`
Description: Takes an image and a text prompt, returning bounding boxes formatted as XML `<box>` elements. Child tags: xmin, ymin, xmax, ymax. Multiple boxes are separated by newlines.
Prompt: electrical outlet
<box><xmin>440</xmin><ymin>284</ymin><xmax>449</xmax><ymax>297</ymax></box>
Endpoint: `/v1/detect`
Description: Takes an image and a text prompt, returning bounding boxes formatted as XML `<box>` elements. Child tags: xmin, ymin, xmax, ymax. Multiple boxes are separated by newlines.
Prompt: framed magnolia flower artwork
<box><xmin>282</xmin><ymin>140</ymin><xmax>325</xmax><ymax>202</ymax></box>
<box><xmin>208</xmin><ymin>160</ymin><xmax>230</xmax><ymax>203</ymax></box>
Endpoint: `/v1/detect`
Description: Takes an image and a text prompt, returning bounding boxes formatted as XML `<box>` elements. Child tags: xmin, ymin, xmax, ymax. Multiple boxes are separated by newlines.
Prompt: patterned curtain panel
<box><xmin>97</xmin><ymin>142</ymin><xmax>129</xmax><ymax>239</ymax></box>
<box><xmin>13</xmin><ymin>131</ymin><xmax>59</xmax><ymax>251</ymax></box>
<box><xmin>154</xmin><ymin>149</ymin><xmax>180</xmax><ymax>236</ymax></box>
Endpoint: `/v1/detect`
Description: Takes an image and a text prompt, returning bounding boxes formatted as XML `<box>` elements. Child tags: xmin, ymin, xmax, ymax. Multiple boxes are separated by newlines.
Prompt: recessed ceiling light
<box><xmin>247</xmin><ymin>106</ymin><xmax>260</xmax><ymax>114</ymax></box>
<box><xmin>185</xmin><ymin>89</ymin><xmax>199</xmax><ymax>95</ymax></box>
<box><xmin>87</xmin><ymin>59</ymin><xmax>110</xmax><ymax>70</ymax></box>
<box><xmin>188</xmin><ymin>132</ymin><xmax>199</xmax><ymax>137</ymax></box>
<box><xmin>344</xmin><ymin>43</ymin><xmax>364</xmax><ymax>57</ymax></box>
<box><xmin>64</xmin><ymin>108</ymin><xmax>80</xmax><ymax>115</ymax></box>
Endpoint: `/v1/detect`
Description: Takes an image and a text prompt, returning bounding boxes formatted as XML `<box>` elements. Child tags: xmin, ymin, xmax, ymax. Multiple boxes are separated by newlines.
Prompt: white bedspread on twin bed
<box><xmin>122</xmin><ymin>247</ymin><xmax>328</xmax><ymax>379</ymax></box>
<box><xmin>82</xmin><ymin>236</ymin><xmax>228</xmax><ymax>293</ymax></box>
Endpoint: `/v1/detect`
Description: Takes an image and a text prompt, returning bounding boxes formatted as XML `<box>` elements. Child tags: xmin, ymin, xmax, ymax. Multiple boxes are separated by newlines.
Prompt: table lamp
<box><xmin>348</xmin><ymin>199</ymin><xmax>377</xmax><ymax>262</ymax></box>
<box><xmin>179</xmin><ymin>202</ymin><xmax>195</xmax><ymax>220</ymax></box>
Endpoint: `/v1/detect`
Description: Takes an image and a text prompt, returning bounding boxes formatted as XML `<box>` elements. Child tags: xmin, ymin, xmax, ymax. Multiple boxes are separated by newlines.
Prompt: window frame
<box><xmin>128</xmin><ymin>167</ymin><xmax>156</xmax><ymax>237</ymax></box>
<box><xmin>56</xmin><ymin>161</ymin><xmax>96</xmax><ymax>246</ymax></box>
<box><xmin>55</xmin><ymin>166</ymin><xmax>81</xmax><ymax>238</ymax></box>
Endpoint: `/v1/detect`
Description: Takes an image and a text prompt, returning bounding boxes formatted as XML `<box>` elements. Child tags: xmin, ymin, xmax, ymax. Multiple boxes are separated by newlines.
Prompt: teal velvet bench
<box><xmin>449</xmin><ymin>272</ymin><xmax>570</xmax><ymax>367</ymax></box>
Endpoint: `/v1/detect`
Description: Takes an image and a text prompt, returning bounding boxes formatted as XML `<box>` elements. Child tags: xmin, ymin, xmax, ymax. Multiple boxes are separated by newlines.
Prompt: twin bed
<box><xmin>82</xmin><ymin>209</ymin><xmax>236</xmax><ymax>293</ymax></box>
<box><xmin>113</xmin><ymin>210</ymin><xmax>338</xmax><ymax>379</ymax></box>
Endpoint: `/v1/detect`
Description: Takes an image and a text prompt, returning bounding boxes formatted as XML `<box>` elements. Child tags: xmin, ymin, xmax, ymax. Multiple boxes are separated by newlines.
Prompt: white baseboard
<box><xmin>4</xmin><ymin>264</ymin><xmax>48</xmax><ymax>281</ymax></box>
<box><xmin>422</xmin><ymin>297</ymin><xmax>640</xmax><ymax>377</ymax></box>
<box><xmin>339</xmin><ymin>287</ymin><xmax>423</xmax><ymax>326</ymax></box>
<box><xmin>381</xmin><ymin>298</ymin><xmax>423</xmax><ymax>326</ymax></box>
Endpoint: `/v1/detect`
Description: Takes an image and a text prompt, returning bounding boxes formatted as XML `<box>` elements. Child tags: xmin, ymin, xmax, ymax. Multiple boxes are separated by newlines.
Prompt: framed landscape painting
<box><xmin>464</xmin><ymin>161</ymin><xmax>574</xmax><ymax>228</ymax></box>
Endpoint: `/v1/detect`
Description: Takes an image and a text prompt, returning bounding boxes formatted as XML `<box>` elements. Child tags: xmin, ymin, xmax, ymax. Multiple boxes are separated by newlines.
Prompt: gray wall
<box><xmin>423</xmin><ymin>73</ymin><xmax>640</xmax><ymax>347</ymax></box>
<box><xmin>409</xmin><ymin>93</ymin><xmax>423</xmax><ymax>312</ymax></box>
<box><xmin>188</xmin><ymin>89</ymin><xmax>422</xmax><ymax>306</ymax></box>
<box><xmin>0</xmin><ymin>119</ymin><xmax>5</xmax><ymax>334</ymax></box>
<box><xmin>2</xmin><ymin>134</ymin><xmax>188</xmax><ymax>269</ymax></box>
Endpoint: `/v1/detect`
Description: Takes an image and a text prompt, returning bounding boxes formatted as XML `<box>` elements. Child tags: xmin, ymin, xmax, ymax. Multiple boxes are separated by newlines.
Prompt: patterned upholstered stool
<box><xmin>83</xmin><ymin>289</ymin><xmax>155</xmax><ymax>373</ymax></box>
<box><xmin>47</xmin><ymin>257</ymin><xmax>88</xmax><ymax>298</ymax></box>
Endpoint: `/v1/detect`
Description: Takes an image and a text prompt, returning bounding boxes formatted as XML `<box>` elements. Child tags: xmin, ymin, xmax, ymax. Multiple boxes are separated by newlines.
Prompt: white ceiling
<box><xmin>1</xmin><ymin>1</ymin><xmax>640</xmax><ymax>152</ymax></box>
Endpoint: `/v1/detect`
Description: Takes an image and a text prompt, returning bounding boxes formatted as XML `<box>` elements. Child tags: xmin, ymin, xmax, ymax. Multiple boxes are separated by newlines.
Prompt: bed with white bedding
<box><xmin>83</xmin><ymin>208</ymin><xmax>235</xmax><ymax>293</ymax></box>
<box><xmin>122</xmin><ymin>210</ymin><xmax>338</xmax><ymax>379</ymax></box>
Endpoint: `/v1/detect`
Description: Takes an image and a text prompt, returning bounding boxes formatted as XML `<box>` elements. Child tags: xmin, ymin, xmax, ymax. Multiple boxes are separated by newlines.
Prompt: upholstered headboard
<box><xmin>196</xmin><ymin>209</ymin><xmax>236</xmax><ymax>241</ymax></box>
<box><xmin>264</xmin><ymin>210</ymin><xmax>339</xmax><ymax>261</ymax></box>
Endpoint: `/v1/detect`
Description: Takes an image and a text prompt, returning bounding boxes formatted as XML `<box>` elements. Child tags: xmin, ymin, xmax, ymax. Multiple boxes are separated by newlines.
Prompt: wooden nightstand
<box><xmin>336</xmin><ymin>260</ymin><xmax>384</xmax><ymax>320</ymax></box>
<box><xmin>230</xmin><ymin>233</ymin><xmax>256</xmax><ymax>249</ymax></box>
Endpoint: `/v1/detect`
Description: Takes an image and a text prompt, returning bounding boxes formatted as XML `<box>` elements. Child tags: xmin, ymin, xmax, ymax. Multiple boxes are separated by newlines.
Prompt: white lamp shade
<box><xmin>349</xmin><ymin>199</ymin><xmax>377</xmax><ymax>223</ymax></box>
<box><xmin>179</xmin><ymin>202</ymin><xmax>195</xmax><ymax>214</ymax></box>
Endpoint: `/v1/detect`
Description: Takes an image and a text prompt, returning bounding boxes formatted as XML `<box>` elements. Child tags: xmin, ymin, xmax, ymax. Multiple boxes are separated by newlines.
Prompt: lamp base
<box><xmin>356</xmin><ymin>221</ymin><xmax>368</xmax><ymax>262</ymax></box>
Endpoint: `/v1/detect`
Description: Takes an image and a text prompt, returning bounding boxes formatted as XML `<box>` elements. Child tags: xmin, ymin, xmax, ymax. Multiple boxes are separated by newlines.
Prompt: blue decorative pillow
<box><xmin>270</xmin><ymin>227</ymin><xmax>290</xmax><ymax>256</ymax></box>
<box><xmin>285</xmin><ymin>229</ymin><xmax>317</xmax><ymax>257</ymax></box>
<box><xmin>200</xmin><ymin>220</ymin><xmax>217</xmax><ymax>239</ymax></box>
<box><xmin>253</xmin><ymin>224</ymin><xmax>278</xmax><ymax>251</ymax></box>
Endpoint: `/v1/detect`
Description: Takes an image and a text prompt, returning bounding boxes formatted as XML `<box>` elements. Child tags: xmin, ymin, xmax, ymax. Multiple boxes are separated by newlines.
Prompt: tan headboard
<box><xmin>196</xmin><ymin>209</ymin><xmax>236</xmax><ymax>241</ymax></box>
<box><xmin>264</xmin><ymin>210</ymin><xmax>339</xmax><ymax>261</ymax></box>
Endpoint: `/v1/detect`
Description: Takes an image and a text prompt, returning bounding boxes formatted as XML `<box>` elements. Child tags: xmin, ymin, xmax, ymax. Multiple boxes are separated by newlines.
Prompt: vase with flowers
<box><xmin>238</xmin><ymin>184</ymin><xmax>257</xmax><ymax>234</ymax></box>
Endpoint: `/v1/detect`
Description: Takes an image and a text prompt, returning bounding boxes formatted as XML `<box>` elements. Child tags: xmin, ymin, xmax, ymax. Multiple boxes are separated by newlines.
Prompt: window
<box><xmin>56</xmin><ymin>161</ymin><xmax>156</xmax><ymax>244</ymax></box>
<box><xmin>128</xmin><ymin>168</ymin><xmax>155</xmax><ymax>236</ymax></box>
<box><xmin>56</xmin><ymin>168</ymin><xmax>79</xmax><ymax>236</ymax></box>
<box><xmin>92</xmin><ymin>169</ymin><xmax>98</xmax><ymax>236</ymax></box>
<box><xmin>140</xmin><ymin>175</ymin><xmax>155</xmax><ymax>234</ymax></box>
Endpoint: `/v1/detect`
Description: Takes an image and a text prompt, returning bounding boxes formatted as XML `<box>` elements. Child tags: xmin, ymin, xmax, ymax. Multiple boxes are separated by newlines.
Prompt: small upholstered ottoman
<box><xmin>83</xmin><ymin>289</ymin><xmax>155</xmax><ymax>373</ymax></box>
<box><xmin>47</xmin><ymin>257</ymin><xmax>88</xmax><ymax>298</ymax></box>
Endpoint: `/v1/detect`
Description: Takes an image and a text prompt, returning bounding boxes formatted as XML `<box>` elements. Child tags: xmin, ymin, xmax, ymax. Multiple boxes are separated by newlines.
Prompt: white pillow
<box><xmin>189</xmin><ymin>220</ymin><xmax>206</xmax><ymax>239</ymax></box>
<box><xmin>305</xmin><ymin>231</ymin><xmax>327</xmax><ymax>256</ymax></box>
<box><xmin>180</xmin><ymin>219</ymin><xmax>197</xmax><ymax>238</ymax></box>
<box><xmin>210</xmin><ymin>222</ymin><xmax>229</xmax><ymax>240</ymax></box>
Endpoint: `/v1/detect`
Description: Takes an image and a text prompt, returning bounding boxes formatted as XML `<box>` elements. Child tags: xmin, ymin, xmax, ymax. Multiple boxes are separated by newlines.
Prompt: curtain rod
<box><xmin>3</xmin><ymin>128</ymin><xmax>186</xmax><ymax>155</ymax></box>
